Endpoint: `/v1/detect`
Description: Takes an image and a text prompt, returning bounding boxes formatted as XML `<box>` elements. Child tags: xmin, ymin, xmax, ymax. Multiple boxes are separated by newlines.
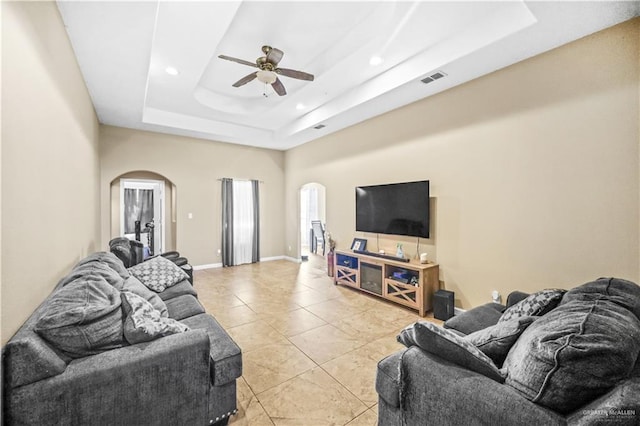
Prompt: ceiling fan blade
<box><xmin>232</xmin><ymin>72</ymin><xmax>258</xmax><ymax>87</ymax></box>
<box><xmin>266</xmin><ymin>47</ymin><xmax>284</xmax><ymax>66</ymax></box>
<box><xmin>218</xmin><ymin>54</ymin><xmax>258</xmax><ymax>68</ymax></box>
<box><xmin>276</xmin><ymin>68</ymin><xmax>314</xmax><ymax>81</ymax></box>
<box><xmin>272</xmin><ymin>78</ymin><xmax>287</xmax><ymax>96</ymax></box>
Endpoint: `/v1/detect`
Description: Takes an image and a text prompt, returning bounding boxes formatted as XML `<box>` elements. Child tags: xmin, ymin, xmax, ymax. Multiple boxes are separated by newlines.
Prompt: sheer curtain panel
<box><xmin>221</xmin><ymin>178</ymin><xmax>260</xmax><ymax>267</ymax></box>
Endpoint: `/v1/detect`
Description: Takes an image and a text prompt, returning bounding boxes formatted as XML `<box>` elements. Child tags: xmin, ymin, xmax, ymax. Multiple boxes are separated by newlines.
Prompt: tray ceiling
<box><xmin>57</xmin><ymin>1</ymin><xmax>639</xmax><ymax>150</ymax></box>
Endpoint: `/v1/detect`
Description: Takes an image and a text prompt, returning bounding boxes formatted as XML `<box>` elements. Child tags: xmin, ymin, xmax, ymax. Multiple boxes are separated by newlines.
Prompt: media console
<box><xmin>334</xmin><ymin>249</ymin><xmax>440</xmax><ymax>317</ymax></box>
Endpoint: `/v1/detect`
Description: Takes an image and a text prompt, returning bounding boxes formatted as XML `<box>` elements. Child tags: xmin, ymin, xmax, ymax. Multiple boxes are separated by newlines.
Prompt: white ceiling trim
<box><xmin>56</xmin><ymin>1</ymin><xmax>640</xmax><ymax>151</ymax></box>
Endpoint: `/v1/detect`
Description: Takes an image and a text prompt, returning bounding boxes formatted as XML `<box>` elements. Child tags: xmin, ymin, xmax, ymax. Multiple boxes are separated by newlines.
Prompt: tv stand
<box><xmin>334</xmin><ymin>250</ymin><xmax>440</xmax><ymax>317</ymax></box>
<box><xmin>353</xmin><ymin>249</ymin><xmax>410</xmax><ymax>263</ymax></box>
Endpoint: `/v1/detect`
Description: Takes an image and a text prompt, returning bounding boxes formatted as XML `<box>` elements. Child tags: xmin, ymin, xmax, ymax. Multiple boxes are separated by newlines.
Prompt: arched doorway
<box><xmin>109</xmin><ymin>171</ymin><xmax>177</xmax><ymax>254</ymax></box>
<box><xmin>299</xmin><ymin>183</ymin><xmax>326</xmax><ymax>260</ymax></box>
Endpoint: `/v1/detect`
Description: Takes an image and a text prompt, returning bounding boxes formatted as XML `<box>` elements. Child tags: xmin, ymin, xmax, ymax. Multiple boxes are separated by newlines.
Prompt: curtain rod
<box><xmin>217</xmin><ymin>178</ymin><xmax>264</xmax><ymax>183</ymax></box>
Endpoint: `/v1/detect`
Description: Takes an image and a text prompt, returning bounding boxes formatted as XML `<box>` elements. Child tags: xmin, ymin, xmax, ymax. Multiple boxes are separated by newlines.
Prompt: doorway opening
<box><xmin>299</xmin><ymin>183</ymin><xmax>326</xmax><ymax>260</ymax></box>
<box><xmin>120</xmin><ymin>179</ymin><xmax>165</xmax><ymax>256</ymax></box>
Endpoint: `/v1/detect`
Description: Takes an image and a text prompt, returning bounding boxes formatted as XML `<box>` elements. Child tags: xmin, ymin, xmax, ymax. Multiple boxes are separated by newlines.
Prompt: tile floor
<box><xmin>193</xmin><ymin>254</ymin><xmax>442</xmax><ymax>426</ymax></box>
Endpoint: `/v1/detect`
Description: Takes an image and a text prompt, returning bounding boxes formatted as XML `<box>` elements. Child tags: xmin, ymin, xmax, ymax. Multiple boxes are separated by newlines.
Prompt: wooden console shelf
<box><xmin>333</xmin><ymin>250</ymin><xmax>439</xmax><ymax>317</ymax></box>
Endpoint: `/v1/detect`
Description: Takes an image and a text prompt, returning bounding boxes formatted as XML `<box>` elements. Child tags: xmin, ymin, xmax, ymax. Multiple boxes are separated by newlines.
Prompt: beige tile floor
<box><xmin>193</xmin><ymin>254</ymin><xmax>442</xmax><ymax>426</ymax></box>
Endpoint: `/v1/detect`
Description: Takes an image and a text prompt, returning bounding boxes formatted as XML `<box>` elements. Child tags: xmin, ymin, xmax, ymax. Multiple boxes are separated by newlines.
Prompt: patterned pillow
<box><xmin>499</xmin><ymin>289</ymin><xmax>565</xmax><ymax>323</ymax></box>
<box><xmin>122</xmin><ymin>276</ymin><xmax>169</xmax><ymax>317</ymax></box>
<box><xmin>397</xmin><ymin>321</ymin><xmax>505</xmax><ymax>382</ymax></box>
<box><xmin>120</xmin><ymin>291</ymin><xmax>190</xmax><ymax>344</ymax></box>
<box><xmin>465</xmin><ymin>316</ymin><xmax>537</xmax><ymax>367</ymax></box>
<box><xmin>128</xmin><ymin>255</ymin><xmax>189</xmax><ymax>292</ymax></box>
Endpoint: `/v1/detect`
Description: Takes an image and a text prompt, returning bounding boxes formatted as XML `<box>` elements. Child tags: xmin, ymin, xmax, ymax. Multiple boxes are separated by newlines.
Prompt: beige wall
<box><xmin>99</xmin><ymin>126</ymin><xmax>285</xmax><ymax>266</ymax></box>
<box><xmin>1</xmin><ymin>2</ymin><xmax>100</xmax><ymax>343</ymax></box>
<box><xmin>1</xmin><ymin>2</ymin><xmax>637</xmax><ymax>347</ymax></box>
<box><xmin>285</xmin><ymin>19</ymin><xmax>640</xmax><ymax>309</ymax></box>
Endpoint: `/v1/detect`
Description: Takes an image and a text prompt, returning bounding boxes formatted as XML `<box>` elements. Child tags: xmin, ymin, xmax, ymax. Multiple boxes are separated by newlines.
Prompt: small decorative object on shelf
<box><xmin>396</xmin><ymin>243</ymin><xmax>404</xmax><ymax>259</ymax></box>
<box><xmin>351</xmin><ymin>238</ymin><xmax>367</xmax><ymax>251</ymax></box>
<box><xmin>420</xmin><ymin>253</ymin><xmax>428</xmax><ymax>264</ymax></box>
<box><xmin>325</xmin><ymin>231</ymin><xmax>336</xmax><ymax>252</ymax></box>
<box><xmin>326</xmin><ymin>231</ymin><xmax>336</xmax><ymax>277</ymax></box>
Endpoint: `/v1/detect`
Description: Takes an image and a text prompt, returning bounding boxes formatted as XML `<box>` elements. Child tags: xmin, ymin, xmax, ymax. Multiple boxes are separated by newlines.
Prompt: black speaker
<box><xmin>433</xmin><ymin>290</ymin><xmax>455</xmax><ymax>321</ymax></box>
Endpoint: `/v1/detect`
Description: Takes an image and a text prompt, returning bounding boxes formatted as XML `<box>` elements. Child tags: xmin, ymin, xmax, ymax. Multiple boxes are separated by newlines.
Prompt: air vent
<box><xmin>313</xmin><ymin>124</ymin><xmax>326</xmax><ymax>130</ymax></box>
<box><xmin>421</xmin><ymin>71</ymin><xmax>447</xmax><ymax>84</ymax></box>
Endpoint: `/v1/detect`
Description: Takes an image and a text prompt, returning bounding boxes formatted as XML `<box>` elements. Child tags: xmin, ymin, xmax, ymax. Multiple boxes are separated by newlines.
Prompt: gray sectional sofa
<box><xmin>376</xmin><ymin>277</ymin><xmax>640</xmax><ymax>425</ymax></box>
<box><xmin>2</xmin><ymin>252</ymin><xmax>241</xmax><ymax>426</ymax></box>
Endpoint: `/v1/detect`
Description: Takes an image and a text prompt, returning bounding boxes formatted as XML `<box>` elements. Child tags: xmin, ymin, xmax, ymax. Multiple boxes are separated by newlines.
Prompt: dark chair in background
<box><xmin>108</xmin><ymin>237</ymin><xmax>193</xmax><ymax>284</ymax></box>
<box><xmin>310</xmin><ymin>220</ymin><xmax>325</xmax><ymax>255</ymax></box>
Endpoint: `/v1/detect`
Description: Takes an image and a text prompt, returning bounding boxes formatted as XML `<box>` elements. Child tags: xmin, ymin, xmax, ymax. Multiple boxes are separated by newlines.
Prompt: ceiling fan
<box><xmin>218</xmin><ymin>45</ymin><xmax>314</xmax><ymax>96</ymax></box>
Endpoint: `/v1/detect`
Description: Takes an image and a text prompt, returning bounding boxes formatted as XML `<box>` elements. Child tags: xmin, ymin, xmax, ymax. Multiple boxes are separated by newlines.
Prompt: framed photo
<box><xmin>351</xmin><ymin>238</ymin><xmax>367</xmax><ymax>251</ymax></box>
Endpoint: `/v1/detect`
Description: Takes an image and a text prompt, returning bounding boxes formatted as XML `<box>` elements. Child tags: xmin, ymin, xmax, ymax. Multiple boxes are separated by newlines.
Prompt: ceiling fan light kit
<box><xmin>218</xmin><ymin>45</ymin><xmax>314</xmax><ymax>96</ymax></box>
<box><xmin>256</xmin><ymin>70</ymin><xmax>277</xmax><ymax>84</ymax></box>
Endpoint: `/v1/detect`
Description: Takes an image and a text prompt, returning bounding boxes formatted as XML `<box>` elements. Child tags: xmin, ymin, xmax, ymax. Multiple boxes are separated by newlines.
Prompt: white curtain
<box><xmin>300</xmin><ymin>186</ymin><xmax>318</xmax><ymax>246</ymax></box>
<box><xmin>232</xmin><ymin>180</ymin><xmax>255</xmax><ymax>265</ymax></box>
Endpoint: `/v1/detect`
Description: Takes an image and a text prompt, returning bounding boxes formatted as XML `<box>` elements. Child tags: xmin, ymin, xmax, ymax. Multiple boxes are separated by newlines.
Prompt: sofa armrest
<box><xmin>443</xmin><ymin>303</ymin><xmax>505</xmax><ymax>335</ymax></box>
<box><xmin>5</xmin><ymin>329</ymin><xmax>212</xmax><ymax>426</ymax></box>
<box><xmin>375</xmin><ymin>349</ymin><xmax>404</xmax><ymax>408</ymax></box>
<box><xmin>379</xmin><ymin>346</ymin><xmax>565</xmax><ymax>426</ymax></box>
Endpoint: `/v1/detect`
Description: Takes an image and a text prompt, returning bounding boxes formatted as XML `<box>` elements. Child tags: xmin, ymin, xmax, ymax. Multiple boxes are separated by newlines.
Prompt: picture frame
<box><xmin>350</xmin><ymin>238</ymin><xmax>367</xmax><ymax>251</ymax></box>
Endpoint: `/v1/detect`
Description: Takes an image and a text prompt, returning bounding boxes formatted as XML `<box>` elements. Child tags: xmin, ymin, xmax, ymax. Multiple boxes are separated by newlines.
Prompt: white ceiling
<box><xmin>57</xmin><ymin>1</ymin><xmax>639</xmax><ymax>151</ymax></box>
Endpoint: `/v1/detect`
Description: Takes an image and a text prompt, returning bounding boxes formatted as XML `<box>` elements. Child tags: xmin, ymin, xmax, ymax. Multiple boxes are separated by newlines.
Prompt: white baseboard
<box><xmin>193</xmin><ymin>255</ymin><xmax>295</xmax><ymax>270</ymax></box>
<box><xmin>192</xmin><ymin>263</ymin><xmax>222</xmax><ymax>270</ymax></box>
<box><xmin>261</xmin><ymin>255</ymin><xmax>286</xmax><ymax>262</ymax></box>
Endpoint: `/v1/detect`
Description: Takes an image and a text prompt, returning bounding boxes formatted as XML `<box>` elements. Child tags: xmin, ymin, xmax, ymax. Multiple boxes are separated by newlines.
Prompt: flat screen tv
<box><xmin>356</xmin><ymin>180</ymin><xmax>430</xmax><ymax>238</ymax></box>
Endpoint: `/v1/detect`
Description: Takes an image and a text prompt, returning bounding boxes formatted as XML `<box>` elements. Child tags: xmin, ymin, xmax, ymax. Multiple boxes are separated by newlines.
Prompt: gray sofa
<box><xmin>2</xmin><ymin>252</ymin><xmax>241</xmax><ymax>426</ymax></box>
<box><xmin>376</xmin><ymin>278</ymin><xmax>640</xmax><ymax>425</ymax></box>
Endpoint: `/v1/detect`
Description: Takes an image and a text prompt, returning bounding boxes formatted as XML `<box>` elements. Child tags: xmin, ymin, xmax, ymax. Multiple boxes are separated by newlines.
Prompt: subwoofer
<box><xmin>433</xmin><ymin>290</ymin><xmax>455</xmax><ymax>321</ymax></box>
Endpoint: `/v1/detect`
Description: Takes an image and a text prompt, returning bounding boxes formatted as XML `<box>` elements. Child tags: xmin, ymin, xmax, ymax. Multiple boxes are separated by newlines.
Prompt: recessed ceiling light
<box><xmin>296</xmin><ymin>103</ymin><xmax>305</xmax><ymax>110</ymax></box>
<box><xmin>165</xmin><ymin>66</ymin><xmax>179</xmax><ymax>76</ymax></box>
<box><xmin>369</xmin><ymin>56</ymin><xmax>383</xmax><ymax>66</ymax></box>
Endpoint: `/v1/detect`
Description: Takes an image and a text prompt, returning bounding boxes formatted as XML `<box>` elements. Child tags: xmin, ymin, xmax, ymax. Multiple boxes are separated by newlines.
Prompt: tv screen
<box><xmin>356</xmin><ymin>180</ymin><xmax>430</xmax><ymax>238</ymax></box>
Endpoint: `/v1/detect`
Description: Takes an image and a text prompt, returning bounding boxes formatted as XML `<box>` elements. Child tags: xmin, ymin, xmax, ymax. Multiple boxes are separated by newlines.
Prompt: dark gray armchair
<box><xmin>108</xmin><ymin>237</ymin><xmax>193</xmax><ymax>283</ymax></box>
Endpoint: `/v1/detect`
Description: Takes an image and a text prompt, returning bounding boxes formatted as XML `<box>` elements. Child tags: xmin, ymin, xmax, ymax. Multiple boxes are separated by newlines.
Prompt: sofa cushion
<box><xmin>443</xmin><ymin>303</ymin><xmax>505</xmax><ymax>335</ymax></box>
<box><xmin>164</xmin><ymin>295</ymin><xmax>205</xmax><ymax>321</ymax></box>
<box><xmin>158</xmin><ymin>279</ymin><xmax>198</xmax><ymax>301</ymax></box>
<box><xmin>59</xmin><ymin>261</ymin><xmax>124</xmax><ymax>289</ymax></box>
<box><xmin>560</xmin><ymin>277</ymin><xmax>640</xmax><ymax>319</ymax></box>
<box><xmin>181</xmin><ymin>313</ymin><xmax>242</xmax><ymax>386</ymax></box>
<box><xmin>397</xmin><ymin>321</ymin><xmax>505</xmax><ymax>383</ymax></box>
<box><xmin>503</xmin><ymin>278</ymin><xmax>640</xmax><ymax>414</ymax></box>
<box><xmin>122</xmin><ymin>276</ymin><xmax>168</xmax><ymax>317</ymax></box>
<box><xmin>34</xmin><ymin>278</ymin><xmax>125</xmax><ymax>358</ymax></box>
<box><xmin>75</xmin><ymin>251</ymin><xmax>130</xmax><ymax>280</ymax></box>
<box><xmin>121</xmin><ymin>291</ymin><xmax>190</xmax><ymax>344</ymax></box>
<box><xmin>129</xmin><ymin>255</ymin><xmax>189</xmax><ymax>292</ymax></box>
<box><xmin>499</xmin><ymin>289</ymin><xmax>565</xmax><ymax>323</ymax></box>
<box><xmin>465</xmin><ymin>316</ymin><xmax>537</xmax><ymax>367</ymax></box>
